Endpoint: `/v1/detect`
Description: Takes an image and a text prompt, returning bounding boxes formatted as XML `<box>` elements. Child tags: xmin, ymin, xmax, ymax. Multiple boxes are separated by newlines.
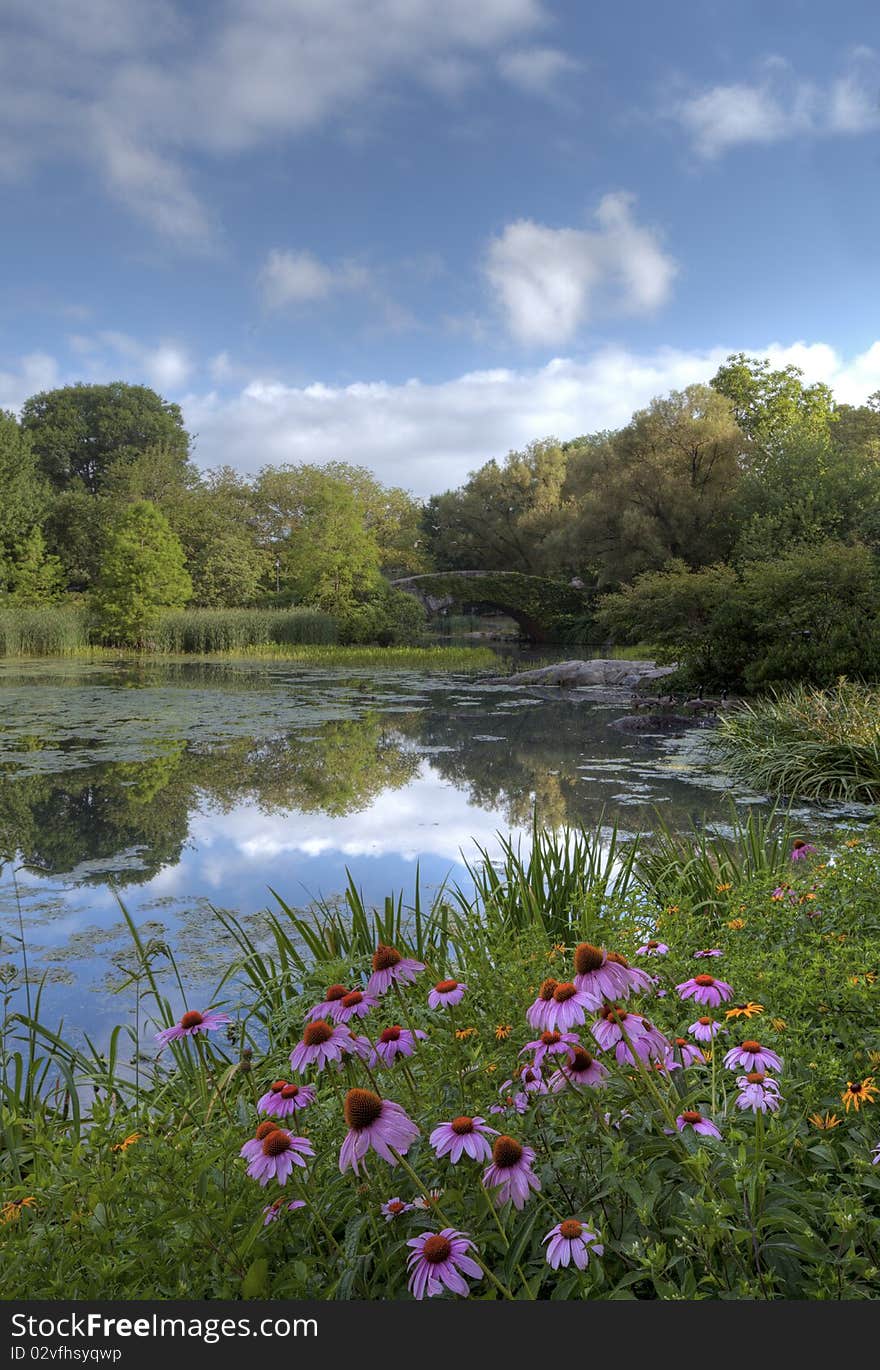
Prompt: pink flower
<box><xmin>520</xmin><ymin>1030</ymin><xmax>579</xmax><ymax>1067</ymax></box>
<box><xmin>381</xmin><ymin>1197</ymin><xmax>414</xmax><ymax>1222</ymax></box>
<box><xmin>541</xmin><ymin>982</ymin><xmax>595</xmax><ymax>1032</ymax></box>
<box><xmin>375</xmin><ymin>1024</ymin><xmax>427</xmax><ymax>1066</ymax></box>
<box><xmin>330</xmin><ymin>989</ymin><xmax>379</xmax><ymax>1024</ymax></box>
<box><xmin>345</xmin><ymin>1029</ymin><xmax>379</xmax><ymax>1067</ymax></box>
<box><xmin>791</xmin><ymin>840</ymin><xmax>817</xmax><ymax>862</ymax></box>
<box><xmin>871</xmin><ymin>1142</ymin><xmax>880</xmax><ymax>1166</ymax></box>
<box><xmin>636</xmin><ymin>940</ymin><xmax>669</xmax><ymax>956</ymax></box>
<box><xmin>245</xmin><ymin>1129</ymin><xmax>314</xmax><ymax>1186</ymax></box>
<box><xmin>257</xmin><ymin>1080</ymin><xmax>317</xmax><ymax>1117</ymax></box>
<box><xmin>339</xmin><ymin>1089</ymin><xmax>419</xmax><ymax>1175</ymax></box>
<box><xmin>366</xmin><ymin>944</ymin><xmax>425</xmax><ymax>998</ymax></box>
<box><xmin>430</xmin><ymin>1115</ymin><xmax>498</xmax><ymax>1164</ymax></box>
<box><xmin>723</xmin><ymin>1040</ymin><xmax>782</xmax><ymax>1074</ymax></box>
<box><xmin>305</xmin><ymin>984</ymin><xmax>349</xmax><ymax>1021</ymax></box>
<box><xmin>675</xmin><ymin>1110</ymin><xmax>722</xmax><ymax>1139</ymax></box>
<box><xmin>482</xmin><ymin>1136</ymin><xmax>541</xmax><ymax>1209</ymax></box>
<box><xmin>490</xmin><ymin>1066</ymin><xmax>545</xmax><ymax>1114</ymax></box>
<box><xmin>572</xmin><ymin>944</ymin><xmax>621</xmax><ymax>1004</ymax></box>
<box><xmin>688</xmin><ymin>1015</ymin><xmax>723</xmax><ymax>1042</ymax></box>
<box><xmin>675</xmin><ymin>974</ymin><xmax>733</xmax><ymax>1007</ymax></box>
<box><xmin>156</xmin><ymin>1008</ymin><xmax>231</xmax><ymax>1047</ymax></box>
<box><xmin>262</xmin><ymin>1198</ymin><xmax>306</xmax><ymax>1226</ymax></box>
<box><xmin>603</xmin><ymin>951</ymin><xmax>655</xmax><ymax>997</ymax></box>
<box><xmin>548</xmin><ymin>1046</ymin><xmax>609</xmax><ymax>1091</ymax></box>
<box><xmin>406</xmin><ymin>1229</ymin><xmax>482</xmax><ymax>1300</ymax></box>
<box><xmin>735</xmin><ymin>1072</ymin><xmax>782</xmax><ymax>1113</ymax></box>
<box><xmin>526</xmin><ymin>979</ymin><xmax>563</xmax><ymax>1030</ymax></box>
<box><xmin>543</xmin><ymin>1219</ymin><xmax>604</xmax><ymax>1270</ymax></box>
<box><xmin>428</xmin><ymin>978</ymin><xmax>466</xmax><ymax>1009</ymax></box>
<box><xmin>240</xmin><ymin>1120</ymin><xmax>289</xmax><ymax>1162</ymax></box>
<box><xmin>591</xmin><ymin>1004</ymin><xmax>668</xmax><ymax>1064</ymax></box>
<box><xmin>693</xmin><ymin>948</ymin><xmax>723</xmax><ymax>959</ymax></box>
<box><xmin>666</xmin><ymin>1037</ymin><xmax>705</xmax><ymax>1069</ymax></box>
<box><xmin>289</xmin><ymin>1019</ymin><xmax>353</xmax><ymax>1074</ymax></box>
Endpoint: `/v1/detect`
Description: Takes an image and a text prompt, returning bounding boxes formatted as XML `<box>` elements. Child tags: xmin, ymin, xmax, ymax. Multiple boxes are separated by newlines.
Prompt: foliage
<box><xmin>0</xmin><ymin>605</ymin><xmax>90</xmax><ymax>657</ymax></box>
<box><xmin>154</xmin><ymin>607</ymin><xmax>338</xmax><ymax>653</ymax></box>
<box><xmin>91</xmin><ymin>501</ymin><xmax>193</xmax><ymax>648</ymax></box>
<box><xmin>395</xmin><ymin>571</ymin><xmax>593</xmax><ymax>643</ymax></box>
<box><xmin>714</xmin><ymin>683</ymin><xmax>880</xmax><ymax>802</ymax></box>
<box><xmin>3</xmin><ymin>828</ymin><xmax>880</xmax><ymax>1299</ymax></box>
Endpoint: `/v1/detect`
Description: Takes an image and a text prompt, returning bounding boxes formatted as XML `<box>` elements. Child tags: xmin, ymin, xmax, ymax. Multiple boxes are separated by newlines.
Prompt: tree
<box><xmin>709</xmin><ymin>353</ymin><xmax>835</xmax><ymax>471</ymax></box>
<box><xmin>279</xmin><ymin>475</ymin><xmax>382</xmax><ymax>612</ymax></box>
<box><xmin>21</xmin><ymin>382</ymin><xmax>190</xmax><ymax>494</ymax></box>
<box><xmin>6</xmin><ymin>527</ymin><xmax>65</xmax><ymax>604</ymax></box>
<box><xmin>0</xmin><ymin>410</ymin><xmax>48</xmax><ymax>589</ymax></box>
<box><xmin>564</xmin><ymin>385</ymin><xmax>743</xmax><ymax>585</ymax></box>
<box><xmin>172</xmin><ymin>468</ymin><xmax>269</xmax><ymax>607</ymax></box>
<box><xmin>91</xmin><ymin>501</ymin><xmax>192</xmax><ymax>647</ymax></box>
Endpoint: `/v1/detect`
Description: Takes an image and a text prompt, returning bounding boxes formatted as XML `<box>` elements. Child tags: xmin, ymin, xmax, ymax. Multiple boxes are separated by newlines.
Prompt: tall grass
<box><xmin>154</xmin><ymin>606</ymin><xmax>338</xmax><ymax>653</ymax></box>
<box><xmin>0</xmin><ymin>604</ymin><xmax>90</xmax><ymax>656</ymax></box>
<box><xmin>714</xmin><ymin>682</ymin><xmax>880</xmax><ymax>802</ymax></box>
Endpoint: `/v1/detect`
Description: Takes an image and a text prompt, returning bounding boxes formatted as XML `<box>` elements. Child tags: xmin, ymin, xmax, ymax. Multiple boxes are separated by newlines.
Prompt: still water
<box><xmin>0</xmin><ymin>656</ymin><xmax>865</xmax><ymax>1042</ymax></box>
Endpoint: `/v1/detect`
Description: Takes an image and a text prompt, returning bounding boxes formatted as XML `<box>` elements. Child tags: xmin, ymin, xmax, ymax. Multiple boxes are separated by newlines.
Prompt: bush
<box><xmin>337</xmin><ymin>584</ymin><xmax>426</xmax><ymax>646</ymax></box>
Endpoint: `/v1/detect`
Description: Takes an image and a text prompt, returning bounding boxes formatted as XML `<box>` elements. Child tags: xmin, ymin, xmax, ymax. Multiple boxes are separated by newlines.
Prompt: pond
<box><xmin>0</xmin><ymin>656</ymin><xmax>870</xmax><ymax>1043</ymax></box>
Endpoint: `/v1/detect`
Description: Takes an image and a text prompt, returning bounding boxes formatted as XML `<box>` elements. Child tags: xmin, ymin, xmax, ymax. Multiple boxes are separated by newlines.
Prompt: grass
<box><xmin>0</xmin><ymin>604</ymin><xmax>90</xmax><ymax>656</ymax></box>
<box><xmin>714</xmin><ymin>681</ymin><xmax>880</xmax><ymax>802</ymax></box>
<box><xmin>154</xmin><ymin>607</ymin><xmax>338</xmax><ymax>652</ymax></box>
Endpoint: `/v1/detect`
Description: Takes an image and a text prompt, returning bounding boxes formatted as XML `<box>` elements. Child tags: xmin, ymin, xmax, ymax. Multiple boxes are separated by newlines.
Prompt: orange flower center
<box><xmin>570</xmin><ymin>1048</ymin><xmax>594</xmax><ymax>1071</ymax></box>
<box><xmin>574</xmin><ymin>943</ymin><xmax>604</xmax><ymax>975</ymax></box>
<box><xmin>435</xmin><ymin>979</ymin><xmax>459</xmax><ymax>993</ymax></box>
<box><xmin>303</xmin><ymin>1021</ymin><xmax>333</xmax><ymax>1046</ymax></box>
<box><xmin>451</xmin><ymin>1116</ymin><xmax>474</xmax><ymax>1135</ymax></box>
<box><xmin>379</xmin><ymin>1026</ymin><xmax>402</xmax><ymax>1043</ymax></box>
<box><xmin>179</xmin><ymin>1011</ymin><xmax>204</xmax><ymax>1029</ymax></box>
<box><xmin>741</xmin><ymin>1040</ymin><xmax>761</xmax><ymax>1052</ymax></box>
<box><xmin>280</xmin><ymin>1084</ymin><xmax>300</xmax><ymax>1099</ymax></box>
<box><xmin>269</xmin><ymin>1080</ymin><xmax>287</xmax><ymax>1093</ymax></box>
<box><xmin>606</xmin><ymin>951</ymin><xmax>629</xmax><ymax>968</ymax></box>
<box><xmin>373</xmin><ymin>944</ymin><xmax>402</xmax><ymax>972</ymax></box>
<box><xmin>262</xmin><ymin>1132</ymin><xmax>292</xmax><ymax>1156</ymax></box>
<box><xmin>341</xmin><ymin>991</ymin><xmax>363</xmax><ymax>1008</ymax></box>
<box><xmin>538</xmin><ymin>978</ymin><xmax>558</xmax><ymax>1002</ymax></box>
<box><xmin>387</xmin><ymin>1201</ymin><xmax>405</xmax><ymax>1215</ymax></box>
<box><xmin>746</xmin><ymin>1072</ymin><xmax>765</xmax><ymax>1084</ymax></box>
<box><xmin>559</xmin><ymin>1219</ymin><xmax>583</xmax><ymax>1240</ymax></box>
<box><xmin>694</xmin><ymin>974</ymin><xmax>716</xmax><ymax>987</ymax></box>
<box><xmin>680</xmin><ymin>1110</ymin><xmax>702</xmax><ymax>1124</ymax></box>
<box><xmin>540</xmin><ymin>1031</ymin><xmax>562</xmax><ymax>1045</ymax></box>
<box><xmin>344</xmin><ymin>1088</ymin><xmax>383</xmax><ymax>1131</ymax></box>
<box><xmin>553</xmin><ymin>982</ymin><xmax>577</xmax><ymax>1002</ymax></box>
<box><xmin>646</xmin><ymin>941</ymin><xmax>659</xmax><ymax>949</ymax></box>
<box><xmin>698</xmin><ymin>1017</ymin><xmax>712</xmax><ymax>1026</ymax></box>
<box><xmin>255</xmin><ymin>1121</ymin><xmax>282</xmax><ymax>1140</ymax></box>
<box><xmin>324</xmin><ymin>984</ymin><xmax>347</xmax><ymax>1002</ymax></box>
<box><xmin>422</xmin><ymin>1235</ymin><xmax>452</xmax><ymax>1264</ymax></box>
<box><xmin>492</xmin><ymin>1135</ymin><xmax>524</xmax><ymax>1169</ymax></box>
<box><xmin>600</xmin><ymin>1003</ymin><xmax>626</xmax><ymax>1022</ymax></box>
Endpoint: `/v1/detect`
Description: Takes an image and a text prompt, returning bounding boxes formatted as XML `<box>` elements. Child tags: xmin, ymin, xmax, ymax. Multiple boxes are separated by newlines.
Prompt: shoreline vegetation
<box><xmin>2</xmin><ymin>814</ymin><xmax>879</xmax><ymax>1299</ymax></box>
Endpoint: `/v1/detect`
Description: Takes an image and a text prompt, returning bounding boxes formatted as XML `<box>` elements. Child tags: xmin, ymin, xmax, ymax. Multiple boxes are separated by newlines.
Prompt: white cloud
<box><xmin>0</xmin><ymin>352</ymin><xmax>60</xmax><ymax>410</ymax></box>
<box><xmin>68</xmin><ymin>331</ymin><xmax>193</xmax><ymax>391</ymax></box>
<box><xmin>498</xmin><ymin>45</ymin><xmax>580</xmax><ymax>97</ymax></box>
<box><xmin>486</xmin><ymin>193</ymin><xmax>677</xmax><ymax>345</ymax></box>
<box><xmin>259</xmin><ymin>249</ymin><xmax>371</xmax><ymax>309</ymax></box>
<box><xmin>674</xmin><ymin>49</ymin><xmax>880</xmax><ymax>158</ymax></box>
<box><xmin>0</xmin><ymin>0</ymin><xmax>548</xmax><ymax>244</ymax></box>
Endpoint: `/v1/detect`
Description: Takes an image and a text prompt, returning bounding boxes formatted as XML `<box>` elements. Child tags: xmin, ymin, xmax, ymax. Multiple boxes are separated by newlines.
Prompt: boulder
<box><xmin>495</xmin><ymin>659</ymin><xmax>676</xmax><ymax>689</ymax></box>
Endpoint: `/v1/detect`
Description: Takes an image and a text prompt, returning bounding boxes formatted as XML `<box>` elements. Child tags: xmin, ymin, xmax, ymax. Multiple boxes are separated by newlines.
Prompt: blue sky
<box><xmin>2</xmin><ymin>0</ymin><xmax>879</xmax><ymax>494</ymax></box>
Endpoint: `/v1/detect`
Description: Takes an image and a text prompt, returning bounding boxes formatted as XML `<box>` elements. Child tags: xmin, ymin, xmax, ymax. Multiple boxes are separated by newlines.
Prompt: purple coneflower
<box><xmin>305</xmin><ymin>983</ymin><xmax>349</xmax><ymax>1021</ymax></box>
<box><xmin>735</xmin><ymin>1072</ymin><xmax>781</xmax><ymax>1113</ymax></box>
<box><xmin>366</xmin><ymin>944</ymin><xmax>425</xmax><ymax>998</ymax></box>
<box><xmin>345</xmin><ymin>1029</ymin><xmax>380</xmax><ymax>1067</ymax></box>
<box><xmin>605</xmin><ymin>950</ymin><xmax>655</xmax><ymax>996</ymax></box>
<box><xmin>871</xmin><ymin>1142</ymin><xmax>880</xmax><ymax>1166</ymax></box>
<box><xmin>262</xmin><ymin>1198</ymin><xmax>306</xmax><ymax>1226</ymax></box>
<box><xmin>330</xmin><ymin>989</ymin><xmax>379</xmax><ymax>1024</ymax></box>
<box><xmin>526</xmin><ymin>978</ymin><xmax>560</xmax><ymax>1030</ymax></box>
<box><xmin>540</xmin><ymin>981</ymin><xmax>595</xmax><ymax>1032</ymax></box>
<box><xmin>245</xmin><ymin>1128</ymin><xmax>314</xmax><ymax>1186</ymax></box>
<box><xmin>520</xmin><ymin>1029</ymin><xmax>579</xmax><ymax>1067</ymax></box>
<box><xmin>791</xmin><ymin>840</ymin><xmax>817</xmax><ymax>862</ymax></box>
<box><xmin>666</xmin><ymin>1037</ymin><xmax>705</xmax><ymax>1068</ymax></box>
<box><xmin>572</xmin><ymin>943</ymin><xmax>618</xmax><ymax>1004</ymax></box>
<box><xmin>289</xmin><ymin>1019</ymin><xmax>352</xmax><ymax>1074</ymax></box>
<box><xmin>482</xmin><ymin>1135</ymin><xmax>541</xmax><ymax>1209</ymax></box>
<box><xmin>693</xmin><ymin>948</ymin><xmax>723</xmax><ymax>959</ymax></box>
<box><xmin>381</xmin><ymin>1197</ymin><xmax>414</xmax><ymax>1221</ymax></box>
<box><xmin>257</xmin><ymin>1080</ymin><xmax>317</xmax><ymax>1116</ymax></box>
<box><xmin>375</xmin><ymin>1024</ymin><xmax>427</xmax><ymax>1066</ymax></box>
<box><xmin>723</xmin><ymin>1040</ymin><xmax>782</xmax><ymax>1074</ymax></box>
<box><xmin>412</xmin><ymin>1188</ymin><xmax>443</xmax><ymax>1210</ymax></box>
<box><xmin>548</xmin><ymin>1045</ymin><xmax>609</xmax><ymax>1091</ymax></box>
<box><xmin>688</xmin><ymin>1015</ymin><xmax>723</xmax><ymax>1042</ymax></box>
<box><xmin>428</xmin><ymin>978</ymin><xmax>467</xmax><ymax>1009</ymax></box>
<box><xmin>240</xmin><ymin>1119</ymin><xmax>288</xmax><ymax>1162</ymax></box>
<box><xmin>543</xmin><ymin>1219</ymin><xmax>604</xmax><ymax>1270</ymax></box>
<box><xmin>591</xmin><ymin>1004</ymin><xmax>668</xmax><ymax>1064</ymax></box>
<box><xmin>675</xmin><ymin>1110</ymin><xmax>721</xmax><ymax>1139</ymax></box>
<box><xmin>339</xmin><ymin>1089</ymin><xmax>419</xmax><ymax>1175</ymax></box>
<box><xmin>636</xmin><ymin>940</ymin><xmax>669</xmax><ymax>956</ymax></box>
<box><xmin>156</xmin><ymin>1008</ymin><xmax>231</xmax><ymax>1047</ymax></box>
<box><xmin>430</xmin><ymin>1115</ymin><xmax>498</xmax><ymax>1164</ymax></box>
<box><xmin>406</xmin><ymin>1229</ymin><xmax>482</xmax><ymax>1300</ymax></box>
<box><xmin>676</xmin><ymin>973</ymin><xmax>733</xmax><ymax>1007</ymax></box>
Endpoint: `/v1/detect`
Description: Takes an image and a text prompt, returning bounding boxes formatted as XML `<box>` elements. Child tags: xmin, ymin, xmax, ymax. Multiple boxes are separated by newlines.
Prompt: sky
<box><xmin>2</xmin><ymin>0</ymin><xmax>880</xmax><ymax>496</ymax></box>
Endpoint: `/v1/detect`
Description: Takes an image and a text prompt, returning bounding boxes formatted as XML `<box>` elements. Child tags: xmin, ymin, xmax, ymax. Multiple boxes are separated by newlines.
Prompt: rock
<box><xmin>493</xmin><ymin>658</ymin><xmax>676</xmax><ymax>689</ymax></box>
<box><xmin>609</xmin><ymin>713</ymin><xmax>699</xmax><ymax>733</ymax></box>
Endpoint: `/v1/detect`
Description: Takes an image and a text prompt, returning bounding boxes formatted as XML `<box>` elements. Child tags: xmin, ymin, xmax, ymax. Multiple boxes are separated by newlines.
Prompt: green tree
<box><xmin>173</xmin><ymin>469</ymin><xmax>268</xmax><ymax>607</ymax></box>
<box><xmin>709</xmin><ymin>353</ymin><xmax>835</xmax><ymax>471</ymax></box>
<box><xmin>91</xmin><ymin>500</ymin><xmax>192</xmax><ymax>647</ymax></box>
<box><xmin>21</xmin><ymin>382</ymin><xmax>190</xmax><ymax>494</ymax></box>
<box><xmin>0</xmin><ymin>410</ymin><xmax>48</xmax><ymax>589</ymax></box>
<box><xmin>7</xmin><ymin>527</ymin><xmax>65</xmax><ymax>604</ymax></box>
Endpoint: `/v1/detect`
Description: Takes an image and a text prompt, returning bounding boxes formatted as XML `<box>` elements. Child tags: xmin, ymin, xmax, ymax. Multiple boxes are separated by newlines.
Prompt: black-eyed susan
<box><xmin>808</xmin><ymin>1111</ymin><xmax>841</xmax><ymax>1130</ymax></box>
<box><xmin>111</xmin><ymin>1132</ymin><xmax>142</xmax><ymax>1153</ymax></box>
<box><xmin>1</xmin><ymin>1196</ymin><xmax>35</xmax><ymax>1224</ymax></box>
<box><xmin>725</xmin><ymin>1001</ymin><xmax>764</xmax><ymax>1021</ymax></box>
<box><xmin>842</xmin><ymin>1078</ymin><xmax>879</xmax><ymax>1113</ymax></box>
<box><xmin>494</xmin><ymin>1024</ymin><xmax>512</xmax><ymax>1041</ymax></box>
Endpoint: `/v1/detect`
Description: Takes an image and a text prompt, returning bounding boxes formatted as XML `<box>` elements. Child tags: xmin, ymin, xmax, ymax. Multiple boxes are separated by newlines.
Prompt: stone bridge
<box><xmin>390</xmin><ymin>571</ymin><xmax>595</xmax><ymax>643</ymax></box>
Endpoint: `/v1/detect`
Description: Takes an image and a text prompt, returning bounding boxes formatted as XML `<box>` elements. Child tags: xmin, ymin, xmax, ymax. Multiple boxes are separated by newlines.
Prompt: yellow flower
<box><xmin>771</xmin><ymin>1018</ymin><xmax>787</xmax><ymax>1032</ymax></box>
<box><xmin>867</xmin><ymin>1050</ymin><xmax>880</xmax><ymax>1067</ymax></box>
<box><xmin>111</xmin><ymin>1132</ymin><xmax>142</xmax><ymax>1153</ymax></box>
<box><xmin>845</xmin><ymin>838</ymin><xmax>860</xmax><ymax>848</ymax></box>
<box><xmin>547</xmin><ymin>943</ymin><xmax>567</xmax><ymax>960</ymax></box>
<box><xmin>455</xmin><ymin>1027</ymin><xmax>477</xmax><ymax>1040</ymax></box>
<box><xmin>494</xmin><ymin>1024</ymin><xmax>512</xmax><ymax>1041</ymax></box>
<box><xmin>701</xmin><ymin>1048</ymin><xmax>714</xmax><ymax>1064</ymax></box>
<box><xmin>485</xmin><ymin>1063</ymin><xmax>497</xmax><ymax>1074</ymax></box>
<box><xmin>725</xmin><ymin>1001</ymin><xmax>764</xmax><ymax>1020</ymax></box>
<box><xmin>808</xmin><ymin>1111</ymin><xmax>841</xmax><ymax>1130</ymax></box>
<box><xmin>716</xmin><ymin>882</ymin><xmax>732</xmax><ymax>894</ymax></box>
<box><xmin>727</xmin><ymin>918</ymin><xmax>745</xmax><ymax>930</ymax></box>
<box><xmin>842</xmin><ymin>1077</ymin><xmax>879</xmax><ymax>1112</ymax></box>
<box><xmin>1</xmin><ymin>1197</ymin><xmax>36</xmax><ymax>1225</ymax></box>
<box><xmin>665</xmin><ymin>905</ymin><xmax>679</xmax><ymax>915</ymax></box>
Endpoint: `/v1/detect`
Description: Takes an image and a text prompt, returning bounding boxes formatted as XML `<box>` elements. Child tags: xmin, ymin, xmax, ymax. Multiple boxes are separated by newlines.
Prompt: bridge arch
<box><xmin>390</xmin><ymin>571</ymin><xmax>594</xmax><ymax>643</ymax></box>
